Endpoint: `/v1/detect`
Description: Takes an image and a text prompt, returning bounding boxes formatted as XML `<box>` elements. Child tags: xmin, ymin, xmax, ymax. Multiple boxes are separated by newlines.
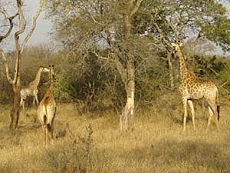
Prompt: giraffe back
<box><xmin>180</xmin><ymin>73</ymin><xmax>217</xmax><ymax>100</ymax></box>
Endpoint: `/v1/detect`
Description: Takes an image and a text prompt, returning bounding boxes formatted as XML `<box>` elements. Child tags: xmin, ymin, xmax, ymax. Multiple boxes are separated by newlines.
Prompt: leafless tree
<box><xmin>0</xmin><ymin>0</ymin><xmax>45</xmax><ymax>129</ymax></box>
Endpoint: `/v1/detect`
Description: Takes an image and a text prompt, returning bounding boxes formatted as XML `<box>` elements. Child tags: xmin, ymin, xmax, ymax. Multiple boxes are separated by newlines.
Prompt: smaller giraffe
<box><xmin>37</xmin><ymin>65</ymin><xmax>56</xmax><ymax>147</ymax></box>
<box><xmin>20</xmin><ymin>66</ymin><xmax>49</xmax><ymax>110</ymax></box>
<box><xmin>171</xmin><ymin>43</ymin><xmax>220</xmax><ymax>132</ymax></box>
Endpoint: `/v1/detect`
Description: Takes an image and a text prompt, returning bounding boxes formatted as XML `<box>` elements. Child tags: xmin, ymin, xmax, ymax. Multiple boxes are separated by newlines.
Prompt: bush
<box><xmin>219</xmin><ymin>69</ymin><xmax>230</xmax><ymax>89</ymax></box>
<box><xmin>1</xmin><ymin>46</ymin><xmax>229</xmax><ymax>110</ymax></box>
<box><xmin>46</xmin><ymin>124</ymin><xmax>94</xmax><ymax>173</ymax></box>
<box><xmin>0</xmin><ymin>90</ymin><xmax>9</xmax><ymax>103</ymax></box>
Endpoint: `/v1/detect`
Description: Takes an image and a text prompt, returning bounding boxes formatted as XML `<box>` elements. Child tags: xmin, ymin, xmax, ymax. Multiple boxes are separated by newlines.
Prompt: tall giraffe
<box><xmin>171</xmin><ymin>43</ymin><xmax>220</xmax><ymax>132</ymax></box>
<box><xmin>37</xmin><ymin>65</ymin><xmax>56</xmax><ymax>146</ymax></box>
<box><xmin>20</xmin><ymin>66</ymin><xmax>49</xmax><ymax>110</ymax></box>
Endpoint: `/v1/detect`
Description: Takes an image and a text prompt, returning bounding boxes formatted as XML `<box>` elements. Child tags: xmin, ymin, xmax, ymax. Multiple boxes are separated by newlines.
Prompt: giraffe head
<box><xmin>48</xmin><ymin>65</ymin><xmax>56</xmax><ymax>83</ymax></box>
<box><xmin>40</xmin><ymin>66</ymin><xmax>50</xmax><ymax>73</ymax></box>
<box><xmin>171</xmin><ymin>42</ymin><xmax>183</xmax><ymax>52</ymax></box>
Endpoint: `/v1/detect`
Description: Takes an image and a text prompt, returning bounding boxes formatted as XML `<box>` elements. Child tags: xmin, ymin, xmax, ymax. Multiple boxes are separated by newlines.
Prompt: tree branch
<box><xmin>147</xmin><ymin>42</ymin><xmax>166</xmax><ymax>51</ymax></box>
<box><xmin>168</xmin><ymin>19</ymin><xmax>180</xmax><ymax>42</ymax></box>
<box><xmin>130</xmin><ymin>0</ymin><xmax>144</xmax><ymax>17</ymax></box>
<box><xmin>153</xmin><ymin>22</ymin><xmax>172</xmax><ymax>49</ymax></box>
<box><xmin>109</xmin><ymin>47</ymin><xmax>127</xmax><ymax>85</ymax></box>
<box><xmin>114</xmin><ymin>56</ymin><xmax>127</xmax><ymax>85</ymax></box>
<box><xmin>20</xmin><ymin>0</ymin><xmax>46</xmax><ymax>53</ymax></box>
<box><xmin>0</xmin><ymin>49</ymin><xmax>14</xmax><ymax>84</ymax></box>
<box><xmin>92</xmin><ymin>50</ymin><xmax>108</xmax><ymax>60</ymax></box>
<box><xmin>13</xmin><ymin>0</ymin><xmax>26</xmax><ymax>85</ymax></box>
<box><xmin>0</xmin><ymin>8</ymin><xmax>18</xmax><ymax>43</ymax></box>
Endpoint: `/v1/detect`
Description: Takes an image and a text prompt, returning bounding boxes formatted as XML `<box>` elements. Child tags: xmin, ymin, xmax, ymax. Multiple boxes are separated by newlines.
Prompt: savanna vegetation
<box><xmin>0</xmin><ymin>0</ymin><xmax>230</xmax><ymax>172</ymax></box>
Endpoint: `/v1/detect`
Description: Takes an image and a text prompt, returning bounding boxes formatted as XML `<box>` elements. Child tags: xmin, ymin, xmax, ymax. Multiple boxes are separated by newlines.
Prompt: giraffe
<box><xmin>171</xmin><ymin>43</ymin><xmax>220</xmax><ymax>132</ymax></box>
<box><xmin>20</xmin><ymin>66</ymin><xmax>49</xmax><ymax>110</ymax></box>
<box><xmin>37</xmin><ymin>65</ymin><xmax>56</xmax><ymax>147</ymax></box>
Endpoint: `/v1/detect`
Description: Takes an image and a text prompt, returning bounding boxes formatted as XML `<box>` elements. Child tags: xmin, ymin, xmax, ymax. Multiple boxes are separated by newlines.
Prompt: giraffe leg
<box><xmin>182</xmin><ymin>98</ymin><xmax>188</xmax><ymax>132</ymax></box>
<box><xmin>50</xmin><ymin>126</ymin><xmax>54</xmax><ymax>145</ymax></box>
<box><xmin>212</xmin><ymin>104</ymin><xmax>220</xmax><ymax>131</ymax></box>
<box><xmin>20</xmin><ymin>97</ymin><xmax>26</xmax><ymax>110</ymax></box>
<box><xmin>22</xmin><ymin>100</ymin><xmax>25</xmax><ymax>110</ymax></box>
<box><xmin>124</xmin><ymin>113</ymin><xmax>128</xmax><ymax>131</ymax></box>
<box><xmin>20</xmin><ymin>98</ymin><xmax>23</xmax><ymax>107</ymax></box>
<box><xmin>35</xmin><ymin>94</ymin><xmax>39</xmax><ymax>106</ymax></box>
<box><xmin>20</xmin><ymin>98</ymin><xmax>24</xmax><ymax>110</ymax></box>
<box><xmin>214</xmin><ymin>110</ymin><xmax>219</xmax><ymax>131</ymax></box>
<box><xmin>45</xmin><ymin>126</ymin><xmax>48</xmax><ymax>148</ymax></box>
<box><xmin>188</xmin><ymin>100</ymin><xmax>196</xmax><ymax>130</ymax></box>
<box><xmin>209</xmin><ymin>103</ymin><xmax>219</xmax><ymax>131</ymax></box>
<box><xmin>33</xmin><ymin>97</ymin><xmax>36</xmax><ymax>106</ymax></box>
<box><xmin>41</xmin><ymin>124</ymin><xmax>46</xmax><ymax>147</ymax></box>
<box><xmin>50</xmin><ymin>119</ymin><xmax>55</xmax><ymax>145</ymax></box>
<box><xmin>120</xmin><ymin>114</ymin><xmax>123</xmax><ymax>131</ymax></box>
<box><xmin>206</xmin><ymin>106</ymin><xmax>213</xmax><ymax>133</ymax></box>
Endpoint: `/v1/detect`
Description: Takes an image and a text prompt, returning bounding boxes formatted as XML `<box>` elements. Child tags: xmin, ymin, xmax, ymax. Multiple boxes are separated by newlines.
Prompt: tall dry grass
<box><xmin>0</xmin><ymin>96</ymin><xmax>229</xmax><ymax>173</ymax></box>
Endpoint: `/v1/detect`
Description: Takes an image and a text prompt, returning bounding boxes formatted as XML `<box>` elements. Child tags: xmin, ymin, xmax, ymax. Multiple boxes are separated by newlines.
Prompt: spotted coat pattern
<box><xmin>172</xmin><ymin>43</ymin><xmax>219</xmax><ymax>132</ymax></box>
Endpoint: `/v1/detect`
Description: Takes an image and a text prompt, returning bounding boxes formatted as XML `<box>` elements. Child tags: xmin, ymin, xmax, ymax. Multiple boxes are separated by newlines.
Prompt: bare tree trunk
<box><xmin>10</xmin><ymin>84</ymin><xmax>21</xmax><ymax>129</ymax></box>
<box><xmin>120</xmin><ymin>56</ymin><xmax>135</xmax><ymax>131</ymax></box>
<box><xmin>167</xmin><ymin>51</ymin><xmax>174</xmax><ymax>90</ymax></box>
<box><xmin>120</xmin><ymin>8</ymin><xmax>136</xmax><ymax>131</ymax></box>
<box><xmin>0</xmin><ymin>49</ymin><xmax>22</xmax><ymax>129</ymax></box>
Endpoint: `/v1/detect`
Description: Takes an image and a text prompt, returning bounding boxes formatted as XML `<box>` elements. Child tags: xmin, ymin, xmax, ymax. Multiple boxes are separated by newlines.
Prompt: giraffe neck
<box><xmin>177</xmin><ymin>48</ymin><xmax>189</xmax><ymax>82</ymax></box>
<box><xmin>48</xmin><ymin>76</ymin><xmax>55</xmax><ymax>93</ymax></box>
<box><xmin>29</xmin><ymin>69</ymin><xmax>43</xmax><ymax>89</ymax></box>
<box><xmin>49</xmin><ymin>82</ymin><xmax>54</xmax><ymax>91</ymax></box>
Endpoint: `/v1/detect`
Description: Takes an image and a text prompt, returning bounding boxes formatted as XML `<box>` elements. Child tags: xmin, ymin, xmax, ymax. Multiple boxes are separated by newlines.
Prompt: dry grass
<box><xmin>0</xmin><ymin>96</ymin><xmax>229</xmax><ymax>173</ymax></box>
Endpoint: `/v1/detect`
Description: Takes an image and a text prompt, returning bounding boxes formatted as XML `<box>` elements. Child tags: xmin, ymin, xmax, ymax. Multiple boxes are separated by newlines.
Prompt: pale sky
<box><xmin>24</xmin><ymin>0</ymin><xmax>52</xmax><ymax>47</ymax></box>
<box><xmin>1</xmin><ymin>0</ymin><xmax>230</xmax><ymax>55</ymax></box>
<box><xmin>0</xmin><ymin>0</ymin><xmax>52</xmax><ymax>50</ymax></box>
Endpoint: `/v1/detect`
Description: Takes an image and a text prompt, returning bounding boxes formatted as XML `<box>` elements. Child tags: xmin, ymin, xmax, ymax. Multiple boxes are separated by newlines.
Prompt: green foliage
<box><xmin>197</xmin><ymin>16</ymin><xmax>230</xmax><ymax>51</ymax></box>
<box><xmin>218</xmin><ymin>59</ymin><xmax>230</xmax><ymax>91</ymax></box>
<box><xmin>54</xmin><ymin>51</ymin><xmax>124</xmax><ymax>111</ymax></box>
<box><xmin>134</xmin><ymin>0</ymin><xmax>230</xmax><ymax>51</ymax></box>
<box><xmin>188</xmin><ymin>55</ymin><xmax>230</xmax><ymax>95</ymax></box>
<box><xmin>0</xmin><ymin>90</ymin><xmax>9</xmax><ymax>103</ymax></box>
<box><xmin>135</xmin><ymin>54</ymin><xmax>170</xmax><ymax>106</ymax></box>
<box><xmin>0</xmin><ymin>70</ymin><xmax>12</xmax><ymax>103</ymax></box>
<box><xmin>0</xmin><ymin>46</ymin><xmax>228</xmax><ymax>110</ymax></box>
<box><xmin>191</xmin><ymin>55</ymin><xmax>226</xmax><ymax>77</ymax></box>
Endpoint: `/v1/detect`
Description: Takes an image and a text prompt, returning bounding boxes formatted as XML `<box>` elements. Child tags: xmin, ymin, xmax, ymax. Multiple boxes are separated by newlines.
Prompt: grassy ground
<box><xmin>0</xmin><ymin>96</ymin><xmax>229</xmax><ymax>173</ymax></box>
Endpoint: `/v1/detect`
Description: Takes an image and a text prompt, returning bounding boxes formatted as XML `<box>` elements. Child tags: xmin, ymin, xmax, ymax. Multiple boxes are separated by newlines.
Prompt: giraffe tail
<box><xmin>217</xmin><ymin>105</ymin><xmax>220</xmax><ymax>121</ymax></box>
<box><xmin>216</xmin><ymin>89</ymin><xmax>220</xmax><ymax>121</ymax></box>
